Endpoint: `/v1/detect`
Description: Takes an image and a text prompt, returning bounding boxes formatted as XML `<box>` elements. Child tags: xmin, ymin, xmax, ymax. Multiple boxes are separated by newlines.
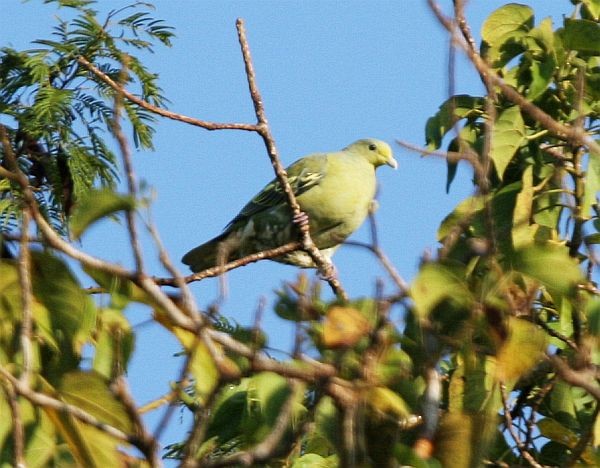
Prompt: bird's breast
<box><xmin>297</xmin><ymin>160</ymin><xmax>376</xmax><ymax>248</ymax></box>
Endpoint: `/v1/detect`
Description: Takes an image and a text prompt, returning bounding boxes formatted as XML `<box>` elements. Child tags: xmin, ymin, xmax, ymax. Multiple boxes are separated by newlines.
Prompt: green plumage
<box><xmin>182</xmin><ymin>139</ymin><xmax>397</xmax><ymax>272</ymax></box>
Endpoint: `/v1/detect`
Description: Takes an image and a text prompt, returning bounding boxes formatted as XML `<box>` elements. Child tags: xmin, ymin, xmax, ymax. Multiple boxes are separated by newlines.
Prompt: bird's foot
<box><xmin>318</xmin><ymin>264</ymin><xmax>338</xmax><ymax>283</ymax></box>
<box><xmin>293</xmin><ymin>211</ymin><xmax>310</xmax><ymax>229</ymax></box>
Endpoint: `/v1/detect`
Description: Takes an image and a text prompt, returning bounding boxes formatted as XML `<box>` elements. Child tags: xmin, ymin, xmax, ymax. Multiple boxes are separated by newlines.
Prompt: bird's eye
<box><xmin>368</xmin><ymin>143</ymin><xmax>377</xmax><ymax>151</ymax></box>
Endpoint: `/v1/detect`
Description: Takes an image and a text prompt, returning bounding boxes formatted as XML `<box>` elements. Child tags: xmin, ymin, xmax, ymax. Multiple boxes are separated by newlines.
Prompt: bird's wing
<box><xmin>225</xmin><ymin>154</ymin><xmax>327</xmax><ymax>229</ymax></box>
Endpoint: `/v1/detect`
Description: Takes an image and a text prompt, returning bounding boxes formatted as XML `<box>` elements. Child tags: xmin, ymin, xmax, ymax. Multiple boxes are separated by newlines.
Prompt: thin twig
<box><xmin>0</xmin><ymin>157</ymin><xmax>198</xmax><ymax>334</ymax></box>
<box><xmin>111</xmin><ymin>376</ymin><xmax>161</xmax><ymax>467</ymax></box>
<box><xmin>112</xmin><ymin>58</ymin><xmax>145</xmax><ymax>273</ymax></box>
<box><xmin>17</xmin><ymin>196</ymin><xmax>34</xmax><ymax>387</ymax></box>
<box><xmin>2</xmin><ymin>383</ymin><xmax>25</xmax><ymax>467</ymax></box>
<box><xmin>500</xmin><ymin>383</ymin><xmax>544</xmax><ymax>468</ymax></box>
<box><xmin>77</xmin><ymin>56</ymin><xmax>258</xmax><ymax>132</ymax></box>
<box><xmin>153</xmin><ymin>241</ymin><xmax>301</xmax><ymax>286</ymax></box>
<box><xmin>345</xmin><ymin>240</ymin><xmax>410</xmax><ymax>294</ymax></box>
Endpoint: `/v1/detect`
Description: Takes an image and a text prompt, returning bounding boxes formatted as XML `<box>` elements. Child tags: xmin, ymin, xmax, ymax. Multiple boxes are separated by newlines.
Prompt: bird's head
<box><xmin>346</xmin><ymin>139</ymin><xmax>397</xmax><ymax>169</ymax></box>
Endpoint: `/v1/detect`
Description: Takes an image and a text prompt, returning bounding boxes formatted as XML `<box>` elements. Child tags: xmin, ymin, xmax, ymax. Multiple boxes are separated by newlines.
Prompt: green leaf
<box><xmin>512</xmin><ymin>166</ymin><xmax>535</xmax><ymax>248</ymax></box>
<box><xmin>82</xmin><ymin>265</ymin><xmax>151</xmax><ymax>308</ymax></box>
<box><xmin>438</xmin><ymin>195</ymin><xmax>486</xmax><ymax>241</ymax></box>
<box><xmin>367</xmin><ymin>386</ymin><xmax>410</xmax><ymax>419</ymax></box>
<box><xmin>510</xmin><ymin>244</ymin><xmax>583</xmax><ymax>296</ymax></box>
<box><xmin>449</xmin><ymin>353</ymin><xmax>497</xmax><ymax>413</ymax></box>
<box><xmin>58</xmin><ymin>371</ymin><xmax>133</xmax><ymax>433</ymax></box>
<box><xmin>92</xmin><ymin>308</ymin><xmax>135</xmax><ymax>380</ymax></box>
<box><xmin>491</xmin><ymin>106</ymin><xmax>526</xmax><ymax>179</ymax></box>
<box><xmin>582</xmin><ymin>0</ymin><xmax>600</xmax><ymax>21</ymax></box>
<box><xmin>40</xmin><ymin>371</ymin><xmax>134</xmax><ymax>466</ymax></box>
<box><xmin>189</xmin><ymin>341</ymin><xmax>220</xmax><ymax>404</ymax></box>
<box><xmin>481</xmin><ymin>4</ymin><xmax>533</xmax><ymax>66</ymax></box>
<box><xmin>31</xmin><ymin>252</ymin><xmax>96</xmax><ymax>357</ymax></box>
<box><xmin>410</xmin><ymin>263</ymin><xmax>473</xmax><ymax>319</ymax></box>
<box><xmin>585</xmin><ymin>233</ymin><xmax>600</xmax><ymax>244</ymax></box>
<box><xmin>292</xmin><ymin>454</ymin><xmax>338</xmax><ymax>468</ymax></box>
<box><xmin>425</xmin><ymin>95</ymin><xmax>484</xmax><ymax>150</ymax></box>
<box><xmin>435</xmin><ymin>412</ymin><xmax>498</xmax><ymax>468</ymax></box>
<box><xmin>70</xmin><ymin>189</ymin><xmax>135</xmax><ymax>240</ymax></box>
<box><xmin>583</xmin><ymin>152</ymin><xmax>600</xmax><ymax>220</ymax></box>
<box><xmin>241</xmin><ymin>372</ymin><xmax>306</xmax><ymax>444</ymax></box>
<box><xmin>561</xmin><ymin>18</ymin><xmax>600</xmax><ymax>53</ymax></box>
<box><xmin>481</xmin><ymin>4</ymin><xmax>534</xmax><ymax>46</ymax></box>
<box><xmin>586</xmin><ymin>298</ymin><xmax>600</xmax><ymax>337</ymax></box>
<box><xmin>527</xmin><ymin>55</ymin><xmax>556</xmax><ymax>100</ymax></box>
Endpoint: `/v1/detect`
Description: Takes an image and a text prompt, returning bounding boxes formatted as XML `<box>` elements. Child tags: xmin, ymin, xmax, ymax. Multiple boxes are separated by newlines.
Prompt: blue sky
<box><xmin>2</xmin><ymin>0</ymin><xmax>574</xmax><ymax>460</ymax></box>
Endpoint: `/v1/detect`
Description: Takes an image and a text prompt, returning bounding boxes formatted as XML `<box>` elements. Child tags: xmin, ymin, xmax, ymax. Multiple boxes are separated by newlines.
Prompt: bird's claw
<box><xmin>318</xmin><ymin>264</ymin><xmax>338</xmax><ymax>282</ymax></box>
<box><xmin>293</xmin><ymin>211</ymin><xmax>310</xmax><ymax>228</ymax></box>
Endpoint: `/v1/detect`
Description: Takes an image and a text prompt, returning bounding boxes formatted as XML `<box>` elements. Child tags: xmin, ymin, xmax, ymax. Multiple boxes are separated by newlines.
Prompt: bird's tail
<box><xmin>182</xmin><ymin>232</ymin><xmax>241</xmax><ymax>273</ymax></box>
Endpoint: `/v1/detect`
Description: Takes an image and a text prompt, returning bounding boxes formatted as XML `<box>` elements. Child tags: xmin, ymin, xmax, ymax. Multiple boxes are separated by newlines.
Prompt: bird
<box><xmin>182</xmin><ymin>138</ymin><xmax>397</xmax><ymax>273</ymax></box>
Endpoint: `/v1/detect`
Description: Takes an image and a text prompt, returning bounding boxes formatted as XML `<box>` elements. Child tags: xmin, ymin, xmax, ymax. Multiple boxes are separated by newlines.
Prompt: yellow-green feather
<box><xmin>182</xmin><ymin>139</ymin><xmax>396</xmax><ymax>272</ymax></box>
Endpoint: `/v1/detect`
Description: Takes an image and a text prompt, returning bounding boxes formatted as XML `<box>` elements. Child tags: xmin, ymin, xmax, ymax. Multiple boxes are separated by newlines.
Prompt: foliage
<box><xmin>0</xmin><ymin>0</ymin><xmax>172</xmax><ymax>233</ymax></box>
<box><xmin>0</xmin><ymin>1</ymin><xmax>598</xmax><ymax>467</ymax></box>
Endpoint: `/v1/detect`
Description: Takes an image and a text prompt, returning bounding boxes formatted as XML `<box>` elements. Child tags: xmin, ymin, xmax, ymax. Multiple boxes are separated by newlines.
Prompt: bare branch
<box><xmin>235</xmin><ymin>18</ymin><xmax>348</xmax><ymax>300</ymax></box>
<box><xmin>77</xmin><ymin>56</ymin><xmax>258</xmax><ymax>132</ymax></box>
<box><xmin>17</xmin><ymin>199</ymin><xmax>33</xmax><ymax>387</ymax></box>
<box><xmin>111</xmin><ymin>376</ymin><xmax>161</xmax><ymax>467</ymax></box>
<box><xmin>154</xmin><ymin>241</ymin><xmax>302</xmax><ymax>286</ymax></box>
<box><xmin>2</xmin><ymin>383</ymin><xmax>25</xmax><ymax>467</ymax></box>
<box><xmin>500</xmin><ymin>383</ymin><xmax>545</xmax><ymax>468</ymax></box>
<box><xmin>112</xmin><ymin>59</ymin><xmax>145</xmax><ymax>273</ymax></box>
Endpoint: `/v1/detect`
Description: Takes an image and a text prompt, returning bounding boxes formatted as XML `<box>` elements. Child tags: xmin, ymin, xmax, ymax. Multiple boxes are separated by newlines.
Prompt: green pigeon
<box><xmin>182</xmin><ymin>138</ymin><xmax>397</xmax><ymax>272</ymax></box>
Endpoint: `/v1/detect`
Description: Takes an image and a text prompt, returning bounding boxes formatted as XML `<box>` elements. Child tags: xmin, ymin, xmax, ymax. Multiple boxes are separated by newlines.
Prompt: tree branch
<box><xmin>77</xmin><ymin>56</ymin><xmax>258</xmax><ymax>132</ymax></box>
<box><xmin>235</xmin><ymin>18</ymin><xmax>348</xmax><ymax>300</ymax></box>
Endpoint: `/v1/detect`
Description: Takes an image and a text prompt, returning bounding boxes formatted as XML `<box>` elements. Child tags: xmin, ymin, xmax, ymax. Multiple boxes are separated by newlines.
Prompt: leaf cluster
<box><xmin>0</xmin><ymin>0</ymin><xmax>173</xmax><ymax>235</ymax></box>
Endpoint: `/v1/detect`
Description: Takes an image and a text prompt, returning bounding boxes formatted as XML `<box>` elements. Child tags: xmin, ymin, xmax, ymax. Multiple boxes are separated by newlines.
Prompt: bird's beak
<box><xmin>387</xmin><ymin>157</ymin><xmax>398</xmax><ymax>170</ymax></box>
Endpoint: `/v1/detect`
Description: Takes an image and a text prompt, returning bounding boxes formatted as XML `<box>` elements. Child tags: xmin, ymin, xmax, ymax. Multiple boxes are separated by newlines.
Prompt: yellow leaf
<box><xmin>322</xmin><ymin>306</ymin><xmax>371</xmax><ymax>348</ymax></box>
<box><xmin>495</xmin><ymin>317</ymin><xmax>547</xmax><ymax>384</ymax></box>
<box><xmin>367</xmin><ymin>386</ymin><xmax>410</xmax><ymax>418</ymax></box>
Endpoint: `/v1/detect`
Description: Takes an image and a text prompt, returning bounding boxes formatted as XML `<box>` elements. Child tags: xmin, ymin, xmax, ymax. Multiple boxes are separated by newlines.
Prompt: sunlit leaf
<box><xmin>481</xmin><ymin>4</ymin><xmax>534</xmax><ymax>45</ymax></box>
<box><xmin>322</xmin><ymin>306</ymin><xmax>372</xmax><ymax>348</ymax></box>
<box><xmin>481</xmin><ymin>4</ymin><xmax>533</xmax><ymax>66</ymax></box>
<box><xmin>435</xmin><ymin>412</ymin><xmax>498</xmax><ymax>468</ymax></box>
<box><xmin>449</xmin><ymin>353</ymin><xmax>497</xmax><ymax>413</ymax></box>
<box><xmin>582</xmin><ymin>0</ymin><xmax>600</xmax><ymax>21</ymax></box>
<box><xmin>512</xmin><ymin>166</ymin><xmax>535</xmax><ymax>248</ymax></box>
<box><xmin>189</xmin><ymin>341</ymin><xmax>220</xmax><ymax>404</ymax></box>
<box><xmin>241</xmin><ymin>372</ymin><xmax>306</xmax><ymax>444</ymax></box>
<box><xmin>292</xmin><ymin>454</ymin><xmax>338</xmax><ymax>468</ymax></box>
<box><xmin>438</xmin><ymin>195</ymin><xmax>486</xmax><ymax>241</ymax></box>
<box><xmin>58</xmin><ymin>371</ymin><xmax>133</xmax><ymax>433</ymax></box>
<box><xmin>367</xmin><ymin>386</ymin><xmax>410</xmax><ymax>419</ymax></box>
<box><xmin>495</xmin><ymin>317</ymin><xmax>547</xmax><ymax>384</ymax></box>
